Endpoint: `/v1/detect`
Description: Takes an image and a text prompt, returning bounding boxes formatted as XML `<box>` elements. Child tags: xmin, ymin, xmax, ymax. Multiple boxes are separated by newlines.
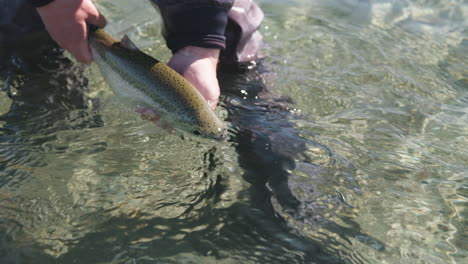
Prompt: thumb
<box><xmin>75</xmin><ymin>38</ymin><xmax>93</xmax><ymax>63</ymax></box>
<box><xmin>84</xmin><ymin>2</ymin><xmax>107</xmax><ymax>28</ymax></box>
<box><xmin>67</xmin><ymin>22</ymin><xmax>93</xmax><ymax>63</ymax></box>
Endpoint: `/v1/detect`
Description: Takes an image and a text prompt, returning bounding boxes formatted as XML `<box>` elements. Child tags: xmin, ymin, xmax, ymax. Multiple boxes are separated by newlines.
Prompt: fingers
<box><xmin>207</xmin><ymin>99</ymin><xmax>219</xmax><ymax>110</ymax></box>
<box><xmin>76</xmin><ymin>38</ymin><xmax>93</xmax><ymax>63</ymax></box>
<box><xmin>36</xmin><ymin>0</ymin><xmax>107</xmax><ymax>63</ymax></box>
<box><xmin>85</xmin><ymin>1</ymin><xmax>107</xmax><ymax>29</ymax></box>
<box><xmin>69</xmin><ymin>22</ymin><xmax>93</xmax><ymax>63</ymax></box>
<box><xmin>168</xmin><ymin>47</ymin><xmax>221</xmax><ymax>109</ymax></box>
<box><xmin>76</xmin><ymin>2</ymin><xmax>107</xmax><ymax>63</ymax></box>
<box><xmin>81</xmin><ymin>1</ymin><xmax>106</xmax><ymax>63</ymax></box>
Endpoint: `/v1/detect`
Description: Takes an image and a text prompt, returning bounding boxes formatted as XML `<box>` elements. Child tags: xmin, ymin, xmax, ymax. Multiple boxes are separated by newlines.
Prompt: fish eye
<box><xmin>192</xmin><ymin>130</ymin><xmax>201</xmax><ymax>136</ymax></box>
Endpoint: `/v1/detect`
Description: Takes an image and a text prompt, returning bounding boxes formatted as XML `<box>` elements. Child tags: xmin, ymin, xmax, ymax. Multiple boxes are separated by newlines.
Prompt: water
<box><xmin>0</xmin><ymin>0</ymin><xmax>466</xmax><ymax>263</ymax></box>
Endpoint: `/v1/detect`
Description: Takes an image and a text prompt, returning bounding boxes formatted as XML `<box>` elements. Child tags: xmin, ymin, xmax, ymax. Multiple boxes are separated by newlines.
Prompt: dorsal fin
<box><xmin>120</xmin><ymin>35</ymin><xmax>139</xmax><ymax>51</ymax></box>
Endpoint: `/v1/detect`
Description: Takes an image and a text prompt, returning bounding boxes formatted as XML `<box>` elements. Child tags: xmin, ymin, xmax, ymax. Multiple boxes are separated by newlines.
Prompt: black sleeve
<box><xmin>150</xmin><ymin>0</ymin><xmax>234</xmax><ymax>53</ymax></box>
<box><xmin>27</xmin><ymin>0</ymin><xmax>54</xmax><ymax>8</ymax></box>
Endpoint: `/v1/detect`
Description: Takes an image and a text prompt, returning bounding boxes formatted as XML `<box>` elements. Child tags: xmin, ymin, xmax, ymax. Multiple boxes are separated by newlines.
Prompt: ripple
<box><xmin>1</xmin><ymin>0</ymin><xmax>466</xmax><ymax>263</ymax></box>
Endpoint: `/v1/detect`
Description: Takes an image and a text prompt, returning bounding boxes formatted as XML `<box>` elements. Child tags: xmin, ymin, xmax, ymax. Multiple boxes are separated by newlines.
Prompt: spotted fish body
<box><xmin>89</xmin><ymin>29</ymin><xmax>226</xmax><ymax>139</ymax></box>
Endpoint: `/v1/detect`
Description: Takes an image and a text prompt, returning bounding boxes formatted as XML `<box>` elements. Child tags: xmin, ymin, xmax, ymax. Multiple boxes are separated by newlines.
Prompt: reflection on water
<box><xmin>0</xmin><ymin>0</ymin><xmax>466</xmax><ymax>263</ymax></box>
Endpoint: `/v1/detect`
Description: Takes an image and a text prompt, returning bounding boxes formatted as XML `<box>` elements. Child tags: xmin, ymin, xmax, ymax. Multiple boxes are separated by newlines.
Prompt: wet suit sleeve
<box><xmin>150</xmin><ymin>0</ymin><xmax>234</xmax><ymax>53</ymax></box>
<box><xmin>27</xmin><ymin>0</ymin><xmax>55</xmax><ymax>8</ymax></box>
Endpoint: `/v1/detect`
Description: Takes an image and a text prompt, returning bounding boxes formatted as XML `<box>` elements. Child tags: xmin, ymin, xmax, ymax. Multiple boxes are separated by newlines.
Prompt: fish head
<box><xmin>193</xmin><ymin>121</ymin><xmax>227</xmax><ymax>141</ymax></box>
<box><xmin>175</xmin><ymin>113</ymin><xmax>227</xmax><ymax>141</ymax></box>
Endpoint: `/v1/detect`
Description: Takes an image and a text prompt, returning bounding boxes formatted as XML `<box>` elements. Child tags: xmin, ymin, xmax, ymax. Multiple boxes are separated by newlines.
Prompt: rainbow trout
<box><xmin>89</xmin><ymin>28</ymin><xmax>226</xmax><ymax>139</ymax></box>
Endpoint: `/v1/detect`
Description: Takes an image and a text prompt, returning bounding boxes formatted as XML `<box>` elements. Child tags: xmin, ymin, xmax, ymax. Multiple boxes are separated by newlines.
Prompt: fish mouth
<box><xmin>191</xmin><ymin>128</ymin><xmax>227</xmax><ymax>141</ymax></box>
<box><xmin>211</xmin><ymin>131</ymin><xmax>228</xmax><ymax>141</ymax></box>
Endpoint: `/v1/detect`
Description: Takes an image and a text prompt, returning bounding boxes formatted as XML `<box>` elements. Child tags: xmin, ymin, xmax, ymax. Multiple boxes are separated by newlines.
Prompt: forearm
<box><xmin>151</xmin><ymin>0</ymin><xmax>234</xmax><ymax>53</ymax></box>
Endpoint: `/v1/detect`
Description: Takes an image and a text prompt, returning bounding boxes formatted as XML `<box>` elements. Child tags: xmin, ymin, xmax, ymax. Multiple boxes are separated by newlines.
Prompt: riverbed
<box><xmin>0</xmin><ymin>0</ymin><xmax>466</xmax><ymax>263</ymax></box>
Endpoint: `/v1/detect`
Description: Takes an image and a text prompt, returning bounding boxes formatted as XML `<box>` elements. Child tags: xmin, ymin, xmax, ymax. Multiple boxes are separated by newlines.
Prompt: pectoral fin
<box><xmin>134</xmin><ymin>107</ymin><xmax>174</xmax><ymax>132</ymax></box>
<box><xmin>134</xmin><ymin>107</ymin><xmax>161</xmax><ymax>122</ymax></box>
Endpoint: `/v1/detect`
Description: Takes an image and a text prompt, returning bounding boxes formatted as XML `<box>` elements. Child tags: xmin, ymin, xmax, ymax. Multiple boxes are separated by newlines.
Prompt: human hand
<box><xmin>134</xmin><ymin>47</ymin><xmax>220</xmax><ymax>122</ymax></box>
<box><xmin>167</xmin><ymin>46</ymin><xmax>221</xmax><ymax>110</ymax></box>
<box><xmin>36</xmin><ymin>0</ymin><xmax>107</xmax><ymax>63</ymax></box>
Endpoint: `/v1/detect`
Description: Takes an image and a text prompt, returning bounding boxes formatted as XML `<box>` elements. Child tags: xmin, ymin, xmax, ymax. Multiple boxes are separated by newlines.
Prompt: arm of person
<box><xmin>167</xmin><ymin>46</ymin><xmax>221</xmax><ymax>109</ymax></box>
<box><xmin>152</xmin><ymin>0</ymin><xmax>234</xmax><ymax>109</ymax></box>
<box><xmin>32</xmin><ymin>0</ymin><xmax>231</xmax><ymax>109</ymax></box>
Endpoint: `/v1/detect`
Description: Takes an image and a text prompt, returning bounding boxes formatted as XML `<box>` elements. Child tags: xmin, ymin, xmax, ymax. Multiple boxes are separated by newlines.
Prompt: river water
<box><xmin>0</xmin><ymin>0</ymin><xmax>466</xmax><ymax>263</ymax></box>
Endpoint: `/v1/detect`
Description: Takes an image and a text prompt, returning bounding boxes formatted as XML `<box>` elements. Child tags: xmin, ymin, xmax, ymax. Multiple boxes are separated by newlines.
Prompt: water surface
<box><xmin>0</xmin><ymin>0</ymin><xmax>466</xmax><ymax>263</ymax></box>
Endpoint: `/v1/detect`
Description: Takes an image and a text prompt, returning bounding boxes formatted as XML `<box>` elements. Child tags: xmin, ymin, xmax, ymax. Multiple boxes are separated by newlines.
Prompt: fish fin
<box><xmin>134</xmin><ymin>107</ymin><xmax>161</xmax><ymax>122</ymax></box>
<box><xmin>120</xmin><ymin>35</ymin><xmax>139</xmax><ymax>51</ymax></box>
<box><xmin>134</xmin><ymin>107</ymin><xmax>174</xmax><ymax>132</ymax></box>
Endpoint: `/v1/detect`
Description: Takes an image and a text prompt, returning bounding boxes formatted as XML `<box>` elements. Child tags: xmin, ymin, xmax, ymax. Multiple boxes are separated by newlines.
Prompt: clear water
<box><xmin>0</xmin><ymin>0</ymin><xmax>466</xmax><ymax>263</ymax></box>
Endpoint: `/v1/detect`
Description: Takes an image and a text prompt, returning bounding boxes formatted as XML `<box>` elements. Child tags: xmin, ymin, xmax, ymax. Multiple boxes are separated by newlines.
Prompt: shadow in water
<box><xmin>218</xmin><ymin>63</ymin><xmax>386</xmax><ymax>262</ymax></box>
<box><xmin>50</xmin><ymin>65</ymin><xmax>384</xmax><ymax>264</ymax></box>
<box><xmin>0</xmin><ymin>51</ymin><xmax>384</xmax><ymax>263</ymax></box>
<box><xmin>0</xmin><ymin>39</ymin><xmax>103</xmax><ymax>189</ymax></box>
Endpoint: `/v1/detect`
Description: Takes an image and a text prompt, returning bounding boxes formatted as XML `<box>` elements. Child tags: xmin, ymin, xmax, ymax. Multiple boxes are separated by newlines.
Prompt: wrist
<box><xmin>176</xmin><ymin>46</ymin><xmax>220</xmax><ymax>61</ymax></box>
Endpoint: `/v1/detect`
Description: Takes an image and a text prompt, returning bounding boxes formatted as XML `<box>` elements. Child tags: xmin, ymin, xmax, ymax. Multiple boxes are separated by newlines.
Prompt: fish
<box><xmin>88</xmin><ymin>28</ymin><xmax>226</xmax><ymax>139</ymax></box>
